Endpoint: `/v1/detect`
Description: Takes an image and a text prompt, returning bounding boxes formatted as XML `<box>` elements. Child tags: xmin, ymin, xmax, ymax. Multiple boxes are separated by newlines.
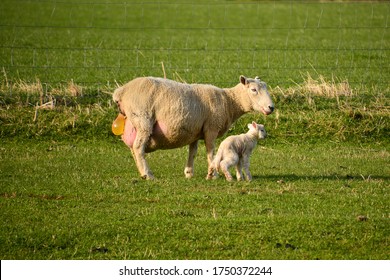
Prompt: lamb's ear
<box><xmin>252</xmin><ymin>121</ymin><xmax>257</xmax><ymax>129</ymax></box>
<box><xmin>240</xmin><ymin>75</ymin><xmax>248</xmax><ymax>85</ymax></box>
<box><xmin>248</xmin><ymin>122</ymin><xmax>257</xmax><ymax>130</ymax></box>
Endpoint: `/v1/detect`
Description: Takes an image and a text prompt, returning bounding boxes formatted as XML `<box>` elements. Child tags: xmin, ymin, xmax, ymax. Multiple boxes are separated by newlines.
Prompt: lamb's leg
<box><xmin>207</xmin><ymin>156</ymin><xmax>219</xmax><ymax>180</ymax></box>
<box><xmin>242</xmin><ymin>156</ymin><xmax>252</xmax><ymax>181</ymax></box>
<box><xmin>218</xmin><ymin>152</ymin><xmax>238</xmax><ymax>181</ymax></box>
<box><xmin>184</xmin><ymin>140</ymin><xmax>198</xmax><ymax>178</ymax></box>
<box><xmin>206</xmin><ymin>161</ymin><xmax>216</xmax><ymax>180</ymax></box>
<box><xmin>220</xmin><ymin>157</ymin><xmax>236</xmax><ymax>182</ymax></box>
<box><xmin>235</xmin><ymin>158</ymin><xmax>244</xmax><ymax>181</ymax></box>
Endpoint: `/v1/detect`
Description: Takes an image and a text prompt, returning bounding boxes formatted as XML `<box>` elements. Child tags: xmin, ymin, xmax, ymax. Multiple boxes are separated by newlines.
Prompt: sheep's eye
<box><xmin>251</xmin><ymin>88</ymin><xmax>257</xmax><ymax>93</ymax></box>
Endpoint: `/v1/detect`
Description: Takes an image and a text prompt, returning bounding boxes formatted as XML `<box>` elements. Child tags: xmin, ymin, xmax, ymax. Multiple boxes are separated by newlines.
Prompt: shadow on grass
<box><xmin>252</xmin><ymin>173</ymin><xmax>390</xmax><ymax>182</ymax></box>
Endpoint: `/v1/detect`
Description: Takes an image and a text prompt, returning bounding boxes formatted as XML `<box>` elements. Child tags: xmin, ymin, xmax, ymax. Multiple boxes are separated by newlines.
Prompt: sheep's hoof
<box><xmin>141</xmin><ymin>173</ymin><xmax>155</xmax><ymax>180</ymax></box>
<box><xmin>184</xmin><ymin>167</ymin><xmax>194</xmax><ymax>179</ymax></box>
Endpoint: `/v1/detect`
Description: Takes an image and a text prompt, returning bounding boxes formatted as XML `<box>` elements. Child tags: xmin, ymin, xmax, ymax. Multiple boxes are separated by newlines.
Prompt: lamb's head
<box><xmin>247</xmin><ymin>121</ymin><xmax>267</xmax><ymax>139</ymax></box>
<box><xmin>240</xmin><ymin>75</ymin><xmax>274</xmax><ymax>115</ymax></box>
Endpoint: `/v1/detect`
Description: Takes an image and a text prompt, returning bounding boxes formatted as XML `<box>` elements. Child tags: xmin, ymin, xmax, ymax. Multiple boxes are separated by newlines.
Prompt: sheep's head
<box><xmin>248</xmin><ymin>121</ymin><xmax>267</xmax><ymax>139</ymax></box>
<box><xmin>240</xmin><ymin>75</ymin><xmax>274</xmax><ymax>115</ymax></box>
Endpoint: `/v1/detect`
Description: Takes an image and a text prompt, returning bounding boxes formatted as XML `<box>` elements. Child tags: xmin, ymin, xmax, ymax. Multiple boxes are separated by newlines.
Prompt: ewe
<box><xmin>113</xmin><ymin>76</ymin><xmax>274</xmax><ymax>179</ymax></box>
<box><xmin>208</xmin><ymin>122</ymin><xmax>266</xmax><ymax>181</ymax></box>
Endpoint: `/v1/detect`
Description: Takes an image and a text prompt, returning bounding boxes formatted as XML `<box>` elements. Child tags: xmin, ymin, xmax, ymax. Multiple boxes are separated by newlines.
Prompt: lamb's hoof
<box><xmin>206</xmin><ymin>174</ymin><xmax>219</xmax><ymax>180</ymax></box>
<box><xmin>206</xmin><ymin>169</ymin><xmax>218</xmax><ymax>180</ymax></box>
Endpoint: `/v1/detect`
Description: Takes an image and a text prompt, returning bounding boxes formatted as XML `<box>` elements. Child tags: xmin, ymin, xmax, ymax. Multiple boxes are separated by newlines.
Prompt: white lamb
<box><xmin>208</xmin><ymin>122</ymin><xmax>266</xmax><ymax>182</ymax></box>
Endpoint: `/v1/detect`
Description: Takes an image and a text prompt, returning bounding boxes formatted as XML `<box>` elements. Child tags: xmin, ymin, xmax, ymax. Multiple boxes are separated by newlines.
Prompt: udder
<box><xmin>121</xmin><ymin>120</ymin><xmax>169</xmax><ymax>150</ymax></box>
<box><xmin>122</xmin><ymin>119</ymin><xmax>137</xmax><ymax>148</ymax></box>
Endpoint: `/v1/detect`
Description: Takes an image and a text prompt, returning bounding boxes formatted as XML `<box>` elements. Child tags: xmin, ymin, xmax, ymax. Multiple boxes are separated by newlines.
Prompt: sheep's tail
<box><xmin>112</xmin><ymin>86</ymin><xmax>125</xmax><ymax>103</ymax></box>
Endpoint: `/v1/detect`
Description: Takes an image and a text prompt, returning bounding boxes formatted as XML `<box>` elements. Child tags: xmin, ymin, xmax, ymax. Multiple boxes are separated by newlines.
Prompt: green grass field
<box><xmin>1</xmin><ymin>140</ymin><xmax>389</xmax><ymax>259</ymax></box>
<box><xmin>1</xmin><ymin>0</ymin><xmax>389</xmax><ymax>88</ymax></box>
<box><xmin>0</xmin><ymin>0</ymin><xmax>389</xmax><ymax>260</ymax></box>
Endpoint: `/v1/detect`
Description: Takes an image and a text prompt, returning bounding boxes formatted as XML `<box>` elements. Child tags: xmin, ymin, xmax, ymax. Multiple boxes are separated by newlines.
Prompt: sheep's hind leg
<box><xmin>132</xmin><ymin>129</ymin><xmax>154</xmax><ymax>180</ymax></box>
<box><xmin>184</xmin><ymin>140</ymin><xmax>198</xmax><ymax>178</ymax></box>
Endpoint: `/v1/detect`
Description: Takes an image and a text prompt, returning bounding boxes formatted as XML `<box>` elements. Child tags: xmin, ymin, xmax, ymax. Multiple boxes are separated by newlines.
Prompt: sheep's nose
<box><xmin>268</xmin><ymin>105</ymin><xmax>274</xmax><ymax>112</ymax></box>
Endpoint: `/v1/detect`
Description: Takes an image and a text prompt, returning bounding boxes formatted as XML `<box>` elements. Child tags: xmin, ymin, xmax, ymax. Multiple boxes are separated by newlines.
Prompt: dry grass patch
<box><xmin>276</xmin><ymin>73</ymin><xmax>353</xmax><ymax>97</ymax></box>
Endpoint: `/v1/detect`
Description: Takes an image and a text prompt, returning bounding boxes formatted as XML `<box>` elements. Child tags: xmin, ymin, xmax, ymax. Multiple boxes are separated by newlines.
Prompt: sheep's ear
<box><xmin>240</xmin><ymin>75</ymin><xmax>248</xmax><ymax>85</ymax></box>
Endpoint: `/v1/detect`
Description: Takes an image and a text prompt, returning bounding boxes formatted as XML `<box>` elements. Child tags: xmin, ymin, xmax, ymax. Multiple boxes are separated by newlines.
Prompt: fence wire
<box><xmin>0</xmin><ymin>0</ymin><xmax>389</xmax><ymax>90</ymax></box>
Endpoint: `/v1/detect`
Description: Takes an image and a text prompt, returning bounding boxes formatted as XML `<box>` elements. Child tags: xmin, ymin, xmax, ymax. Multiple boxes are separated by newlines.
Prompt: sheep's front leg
<box><xmin>204</xmin><ymin>132</ymin><xmax>218</xmax><ymax>179</ymax></box>
<box><xmin>184</xmin><ymin>140</ymin><xmax>198</xmax><ymax>178</ymax></box>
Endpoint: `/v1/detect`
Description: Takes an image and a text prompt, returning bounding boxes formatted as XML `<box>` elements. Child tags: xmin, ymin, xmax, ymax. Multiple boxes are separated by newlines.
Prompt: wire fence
<box><xmin>0</xmin><ymin>0</ymin><xmax>389</xmax><ymax>90</ymax></box>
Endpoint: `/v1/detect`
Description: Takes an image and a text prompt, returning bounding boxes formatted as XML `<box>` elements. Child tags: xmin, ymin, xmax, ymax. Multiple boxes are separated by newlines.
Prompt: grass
<box><xmin>1</xmin><ymin>75</ymin><xmax>388</xmax><ymax>142</ymax></box>
<box><xmin>0</xmin><ymin>0</ymin><xmax>389</xmax><ymax>88</ymax></box>
<box><xmin>0</xmin><ymin>140</ymin><xmax>389</xmax><ymax>259</ymax></box>
<box><xmin>0</xmin><ymin>83</ymin><xmax>389</xmax><ymax>259</ymax></box>
<box><xmin>0</xmin><ymin>0</ymin><xmax>389</xmax><ymax>260</ymax></box>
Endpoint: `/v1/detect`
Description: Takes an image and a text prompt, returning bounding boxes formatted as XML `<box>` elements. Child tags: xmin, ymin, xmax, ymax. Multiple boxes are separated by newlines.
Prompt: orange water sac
<box><xmin>112</xmin><ymin>113</ymin><xmax>126</xmax><ymax>135</ymax></box>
